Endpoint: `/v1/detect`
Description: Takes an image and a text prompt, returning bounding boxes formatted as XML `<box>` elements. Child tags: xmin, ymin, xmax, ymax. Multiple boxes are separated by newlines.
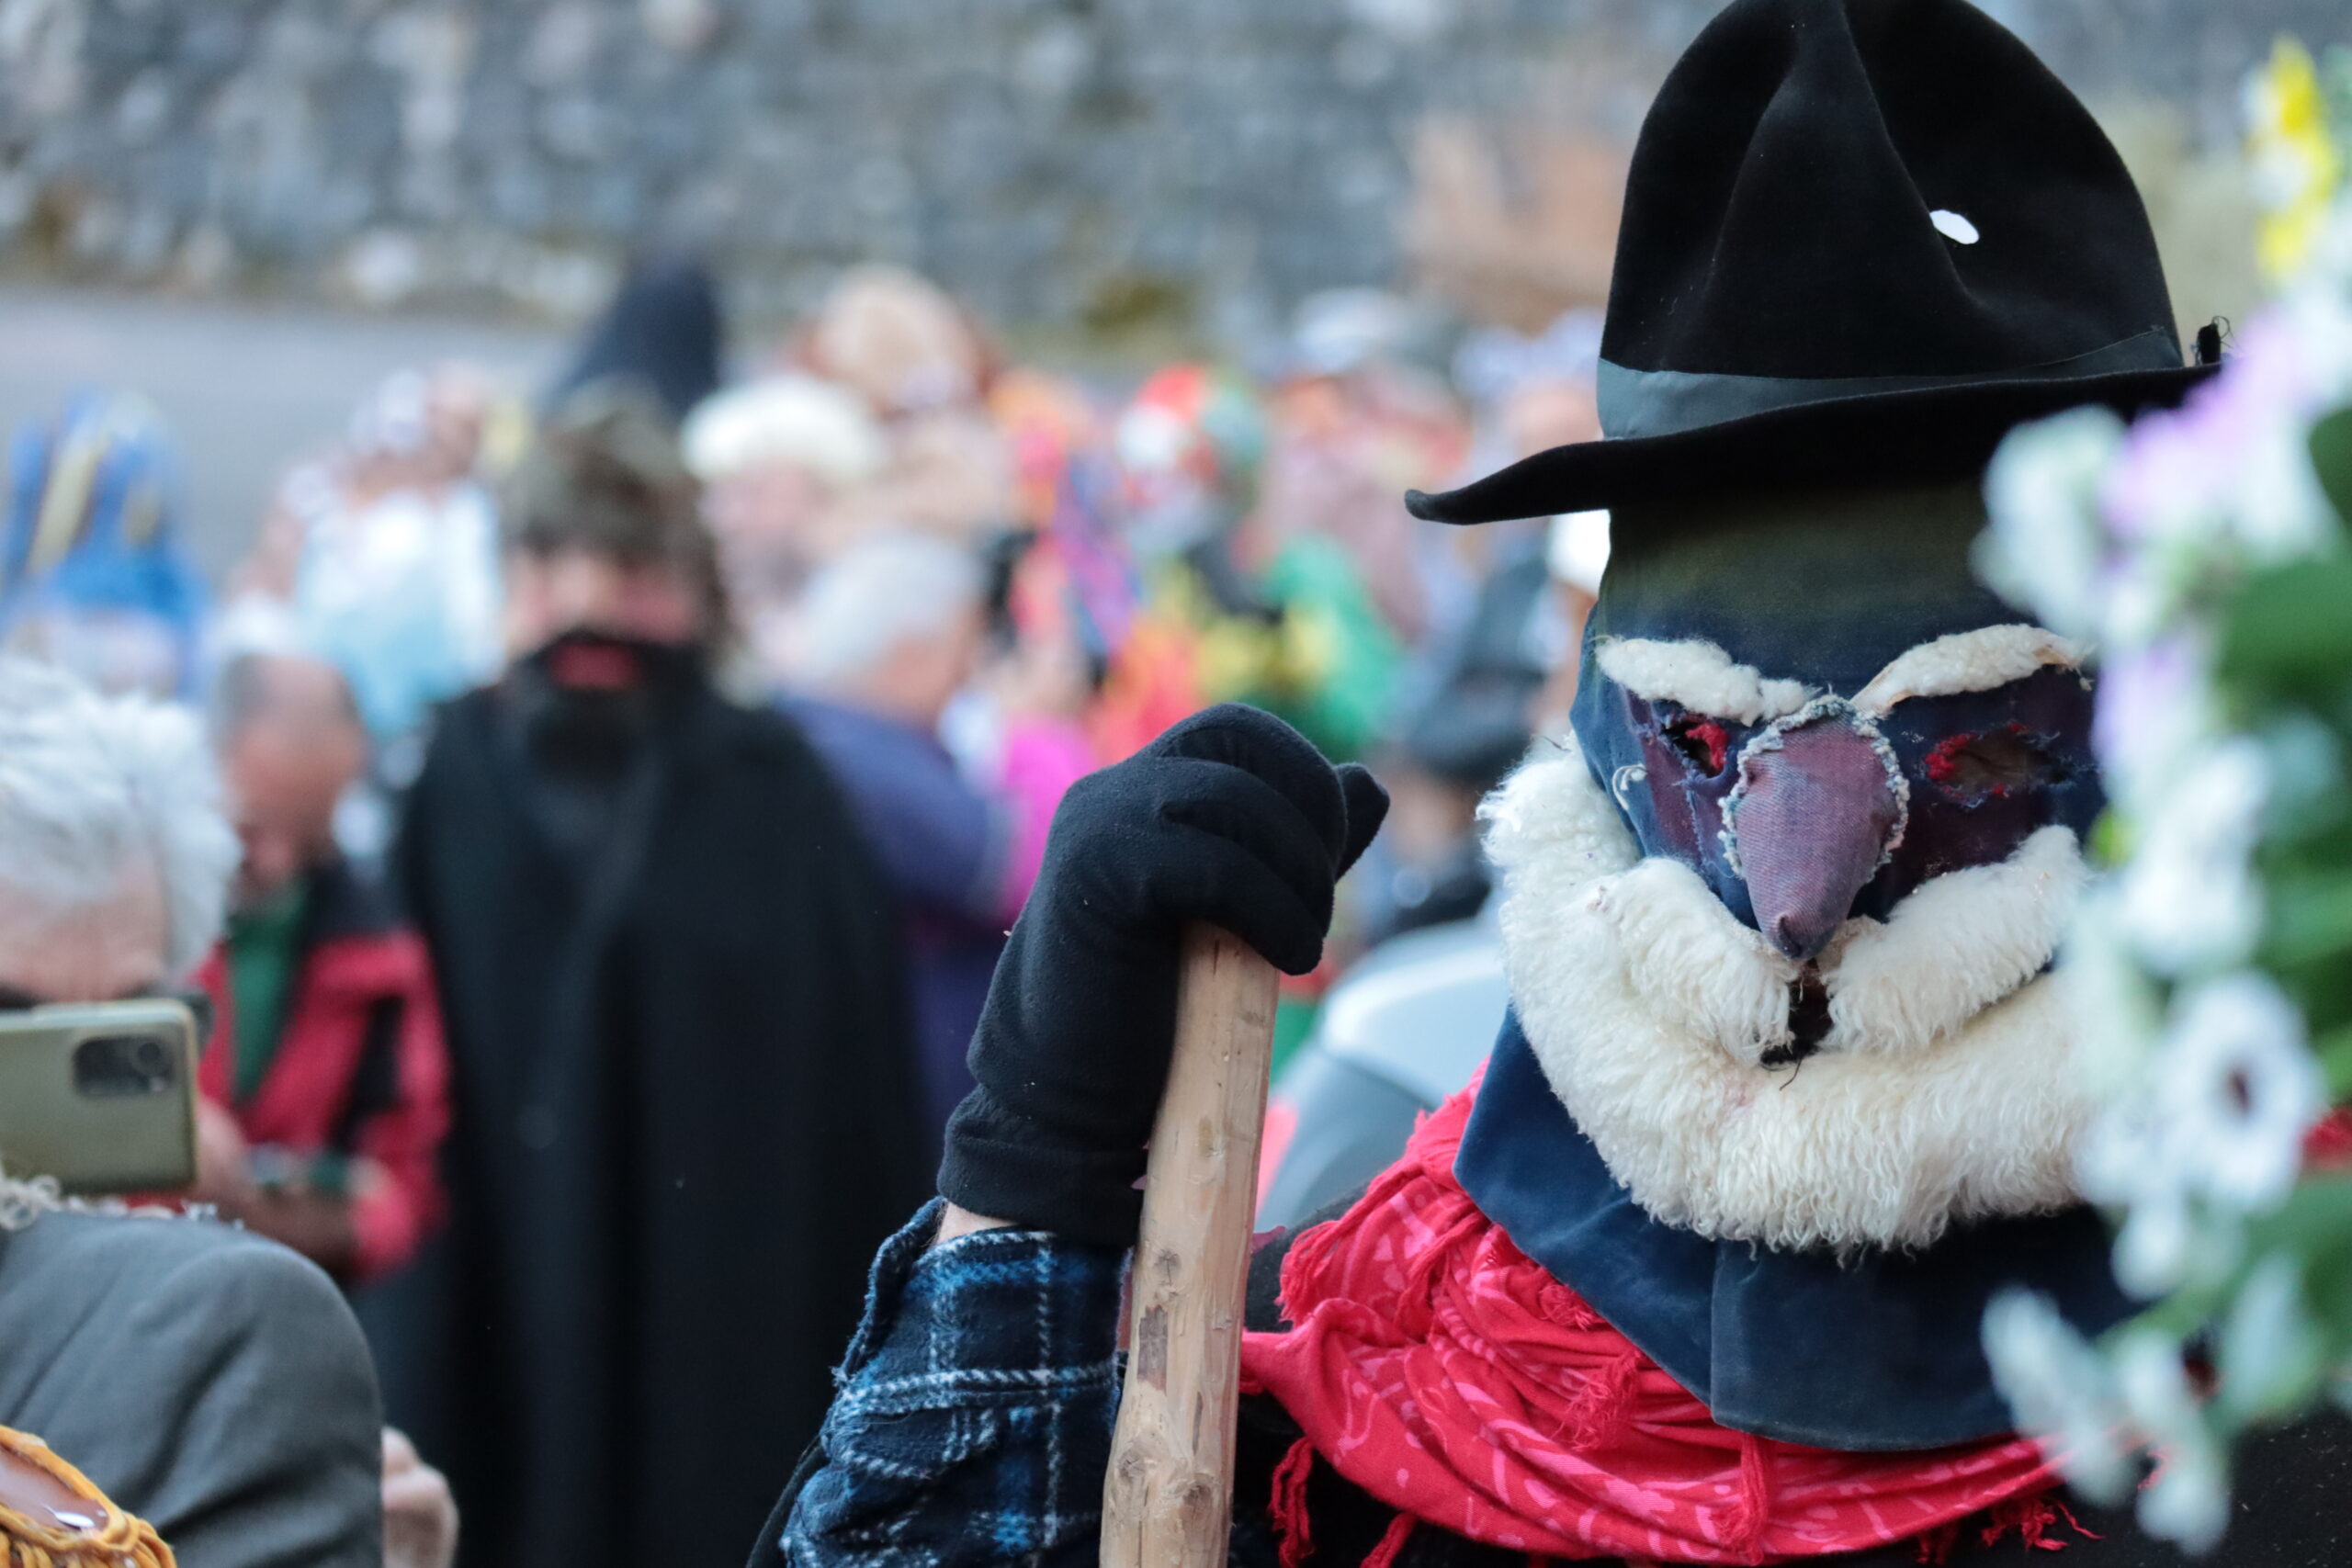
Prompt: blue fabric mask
<box><xmin>1571</xmin><ymin>482</ymin><xmax>2103</xmax><ymax>988</ymax></box>
<box><xmin>1470</xmin><ymin>480</ymin><xmax>2128</xmax><ymax>1447</ymax></box>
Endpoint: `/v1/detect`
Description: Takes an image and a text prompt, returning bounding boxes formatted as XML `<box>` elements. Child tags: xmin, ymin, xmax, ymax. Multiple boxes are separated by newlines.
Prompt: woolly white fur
<box><xmin>1851</xmin><ymin>625</ymin><xmax>2087</xmax><ymax>716</ymax></box>
<box><xmin>1480</xmin><ymin>740</ymin><xmax>2096</xmax><ymax>1253</ymax></box>
<box><xmin>1591</xmin><ymin>637</ymin><xmax>1817</xmax><ymax>725</ymax></box>
<box><xmin>1821</xmin><ymin>825</ymin><xmax>2087</xmax><ymax>1056</ymax></box>
<box><xmin>1610</xmin><ymin>857</ymin><xmax>1798</xmax><ymax>1064</ymax></box>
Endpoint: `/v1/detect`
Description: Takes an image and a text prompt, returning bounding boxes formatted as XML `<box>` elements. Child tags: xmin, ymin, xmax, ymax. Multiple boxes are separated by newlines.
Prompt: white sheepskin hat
<box><xmin>681</xmin><ymin>375</ymin><xmax>888</xmax><ymax>491</ymax></box>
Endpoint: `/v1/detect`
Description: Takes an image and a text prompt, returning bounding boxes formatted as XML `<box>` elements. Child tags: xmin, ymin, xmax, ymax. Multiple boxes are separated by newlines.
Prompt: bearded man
<box><xmin>394</xmin><ymin>386</ymin><xmax>930</xmax><ymax>1568</ymax></box>
<box><xmin>757</xmin><ymin>2</ymin><xmax>2350</xmax><ymax>1564</ymax></box>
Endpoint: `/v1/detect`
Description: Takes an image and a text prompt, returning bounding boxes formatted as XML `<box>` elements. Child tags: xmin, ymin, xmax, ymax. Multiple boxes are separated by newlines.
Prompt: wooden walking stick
<box><xmin>1101</xmin><ymin>923</ymin><xmax>1283</xmax><ymax>1568</ymax></box>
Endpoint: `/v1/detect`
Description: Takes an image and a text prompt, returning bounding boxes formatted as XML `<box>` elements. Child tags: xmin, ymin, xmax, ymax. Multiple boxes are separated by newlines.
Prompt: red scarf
<box><xmin>1238</xmin><ymin>1083</ymin><xmax>2066</xmax><ymax>1564</ymax></box>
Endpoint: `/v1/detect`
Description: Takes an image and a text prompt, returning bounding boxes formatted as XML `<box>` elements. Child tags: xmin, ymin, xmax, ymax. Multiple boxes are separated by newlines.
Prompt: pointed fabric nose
<box><xmin>1728</xmin><ymin>715</ymin><xmax>1904</xmax><ymax>962</ymax></box>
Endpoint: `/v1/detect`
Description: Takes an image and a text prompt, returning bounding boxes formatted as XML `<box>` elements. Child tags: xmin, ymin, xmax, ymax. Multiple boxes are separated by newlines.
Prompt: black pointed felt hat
<box><xmin>1408</xmin><ymin>0</ymin><xmax>2214</xmax><ymax>525</ymax></box>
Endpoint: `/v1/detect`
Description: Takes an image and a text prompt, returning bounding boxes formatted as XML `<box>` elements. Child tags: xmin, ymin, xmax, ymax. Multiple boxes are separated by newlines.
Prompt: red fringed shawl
<box><xmin>1238</xmin><ymin>1085</ymin><xmax>2067</xmax><ymax>1564</ymax></box>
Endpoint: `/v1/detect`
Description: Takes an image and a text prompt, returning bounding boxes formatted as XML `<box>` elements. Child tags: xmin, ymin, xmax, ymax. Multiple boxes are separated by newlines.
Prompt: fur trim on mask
<box><xmin>1483</xmin><ymin>742</ymin><xmax>2094</xmax><ymax>1253</ymax></box>
<box><xmin>1592</xmin><ymin>637</ymin><xmax>1818</xmax><ymax>725</ymax></box>
<box><xmin>1851</xmin><ymin>626</ymin><xmax>2087</xmax><ymax>716</ymax></box>
<box><xmin>1823</xmin><ymin>826</ymin><xmax>2088</xmax><ymax>1056</ymax></box>
<box><xmin>1478</xmin><ymin>738</ymin><xmax>1643</xmax><ymax>882</ymax></box>
<box><xmin>1611</xmin><ymin>857</ymin><xmax>1799</xmax><ymax>1065</ymax></box>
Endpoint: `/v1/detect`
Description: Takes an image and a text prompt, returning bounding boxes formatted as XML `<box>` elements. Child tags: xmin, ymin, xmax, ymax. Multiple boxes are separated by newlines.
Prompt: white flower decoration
<box><xmin>2078</xmin><ymin>970</ymin><xmax>2317</xmax><ymax>1294</ymax></box>
<box><xmin>2084</xmin><ymin>1141</ymin><xmax>2199</xmax><ymax>1295</ymax></box>
<box><xmin>2221</xmin><ymin>1253</ymin><xmax>2328</xmax><ymax>1418</ymax></box>
<box><xmin>1982</xmin><ymin>175</ymin><xmax>2352</xmax><ymax>1558</ymax></box>
<box><xmin>1983</xmin><ymin>1290</ymin><xmax>2134</xmax><ymax>1502</ymax></box>
<box><xmin>2115</xmin><ymin>1331</ymin><xmax>2230</xmax><ymax>1553</ymax></box>
<box><xmin>2154</xmin><ymin>972</ymin><xmax>2322</xmax><ymax>1210</ymax></box>
<box><xmin>1978</xmin><ymin>406</ymin><xmax>2124</xmax><ymax>643</ymax></box>
<box><xmin>2116</xmin><ymin>739</ymin><xmax>2270</xmax><ymax>973</ymax></box>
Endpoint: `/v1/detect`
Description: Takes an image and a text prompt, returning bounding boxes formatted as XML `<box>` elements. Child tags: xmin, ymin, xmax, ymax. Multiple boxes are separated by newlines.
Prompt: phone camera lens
<box><xmin>74</xmin><ymin>1034</ymin><xmax>177</xmax><ymax>1097</ymax></box>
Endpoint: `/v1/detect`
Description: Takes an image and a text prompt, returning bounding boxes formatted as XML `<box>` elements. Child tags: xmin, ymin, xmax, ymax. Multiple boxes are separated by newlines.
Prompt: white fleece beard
<box><xmin>1482</xmin><ymin>741</ymin><xmax>2097</xmax><ymax>1253</ymax></box>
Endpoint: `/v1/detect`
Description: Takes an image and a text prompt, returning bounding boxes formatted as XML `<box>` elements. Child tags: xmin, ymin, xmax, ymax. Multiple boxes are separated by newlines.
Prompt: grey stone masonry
<box><xmin>0</xmin><ymin>0</ymin><xmax>2344</xmax><ymax>334</ymax></box>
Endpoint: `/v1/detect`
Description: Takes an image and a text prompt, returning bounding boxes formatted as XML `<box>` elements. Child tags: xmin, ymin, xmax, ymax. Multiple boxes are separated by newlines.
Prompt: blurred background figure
<box><xmin>392</xmin><ymin>385</ymin><xmax>929</xmax><ymax>1568</ymax></box>
<box><xmin>379</xmin><ymin>1428</ymin><xmax>459</xmax><ymax>1568</ymax></box>
<box><xmin>1250</xmin><ymin>302</ymin><xmax>1610</xmax><ymax>1213</ymax></box>
<box><xmin>1255</xmin><ymin>905</ymin><xmax>1510</xmax><ymax>1231</ymax></box>
<box><xmin>0</xmin><ymin>392</ymin><xmax>206</xmax><ymax>698</ymax></box>
<box><xmin>982</xmin><ymin>367</ymin><xmax>1137</xmax><ymax>749</ymax></box>
<box><xmin>1354</xmin><ymin>632</ymin><xmax>1540</xmax><ymax>947</ymax></box>
<box><xmin>1261</xmin><ymin>288</ymin><xmax>1470</xmax><ymax>650</ymax></box>
<box><xmin>779</xmin><ymin>532</ymin><xmax>1091</xmax><ymax>1133</ymax></box>
<box><xmin>229</xmin><ymin>365</ymin><xmax>508</xmax><ymax>795</ymax></box>
<box><xmin>682</xmin><ymin>373</ymin><xmax>888</xmax><ymax>681</ymax></box>
<box><xmin>794</xmin><ymin>264</ymin><xmax>1017</xmax><ymax>545</ymax></box>
<box><xmin>548</xmin><ymin>254</ymin><xmax>724</xmax><ymax>426</ymax></box>
<box><xmin>801</xmin><ymin>264</ymin><xmax>991</xmax><ymax>416</ymax></box>
<box><xmin>1097</xmin><ymin>363</ymin><xmax>1399</xmax><ymax>765</ymax></box>
<box><xmin>191</xmin><ymin>647</ymin><xmax>451</xmax><ymax>1292</ymax></box>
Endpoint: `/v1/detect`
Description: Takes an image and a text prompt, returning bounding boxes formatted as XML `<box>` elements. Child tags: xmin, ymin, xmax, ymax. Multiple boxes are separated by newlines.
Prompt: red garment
<box><xmin>196</xmin><ymin>867</ymin><xmax>451</xmax><ymax>1283</ymax></box>
<box><xmin>1238</xmin><ymin>1086</ymin><xmax>2059</xmax><ymax>1564</ymax></box>
<box><xmin>2304</xmin><ymin>1108</ymin><xmax>2352</xmax><ymax>1168</ymax></box>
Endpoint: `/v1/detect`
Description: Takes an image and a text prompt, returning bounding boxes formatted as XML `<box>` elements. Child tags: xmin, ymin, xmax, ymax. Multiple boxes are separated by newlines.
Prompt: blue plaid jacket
<box><xmin>761</xmin><ymin>1201</ymin><xmax>2131</xmax><ymax>1568</ymax></box>
<box><xmin>779</xmin><ymin>1201</ymin><xmax>1127</xmax><ymax>1568</ymax></box>
<box><xmin>770</xmin><ymin>1202</ymin><xmax>1430</xmax><ymax>1568</ymax></box>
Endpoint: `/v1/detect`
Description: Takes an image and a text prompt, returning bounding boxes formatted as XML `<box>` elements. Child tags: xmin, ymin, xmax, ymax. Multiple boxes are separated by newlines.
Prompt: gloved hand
<box><xmin>938</xmin><ymin>705</ymin><xmax>1388</xmax><ymax>1247</ymax></box>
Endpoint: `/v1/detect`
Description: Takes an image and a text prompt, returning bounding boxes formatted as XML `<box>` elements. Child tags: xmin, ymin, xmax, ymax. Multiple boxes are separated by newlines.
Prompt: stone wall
<box><xmin>0</xmin><ymin>0</ymin><xmax>2345</xmax><ymax>338</ymax></box>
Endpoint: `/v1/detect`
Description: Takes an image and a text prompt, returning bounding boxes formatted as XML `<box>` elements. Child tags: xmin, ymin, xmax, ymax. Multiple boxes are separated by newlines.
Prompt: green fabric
<box><xmin>1246</xmin><ymin>536</ymin><xmax>1401</xmax><ymax>761</ymax></box>
<box><xmin>1269</xmin><ymin>994</ymin><xmax>1318</xmax><ymax>1080</ymax></box>
<box><xmin>226</xmin><ymin>879</ymin><xmax>310</xmax><ymax>1104</ymax></box>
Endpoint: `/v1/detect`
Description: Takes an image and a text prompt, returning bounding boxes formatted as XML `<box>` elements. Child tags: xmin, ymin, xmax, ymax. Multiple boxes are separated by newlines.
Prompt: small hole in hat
<box><xmin>1930</xmin><ymin>209</ymin><xmax>1980</xmax><ymax>244</ymax></box>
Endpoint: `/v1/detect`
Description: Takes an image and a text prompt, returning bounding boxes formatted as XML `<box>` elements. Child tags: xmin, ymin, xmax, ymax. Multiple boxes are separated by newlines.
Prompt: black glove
<box><xmin>938</xmin><ymin>704</ymin><xmax>1387</xmax><ymax>1247</ymax></box>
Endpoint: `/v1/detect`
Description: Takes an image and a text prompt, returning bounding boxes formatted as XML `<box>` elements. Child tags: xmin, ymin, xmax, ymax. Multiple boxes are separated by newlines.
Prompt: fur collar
<box><xmin>1482</xmin><ymin>739</ymin><xmax>2095</xmax><ymax>1253</ymax></box>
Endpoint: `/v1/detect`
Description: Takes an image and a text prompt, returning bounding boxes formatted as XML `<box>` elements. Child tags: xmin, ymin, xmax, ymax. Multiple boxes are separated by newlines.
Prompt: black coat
<box><xmin>393</xmin><ymin>674</ymin><xmax>931</xmax><ymax>1568</ymax></box>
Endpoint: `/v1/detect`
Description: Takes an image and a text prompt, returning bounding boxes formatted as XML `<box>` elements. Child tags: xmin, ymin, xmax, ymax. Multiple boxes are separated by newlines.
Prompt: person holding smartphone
<box><xmin>0</xmin><ymin>656</ymin><xmax>448</xmax><ymax>1568</ymax></box>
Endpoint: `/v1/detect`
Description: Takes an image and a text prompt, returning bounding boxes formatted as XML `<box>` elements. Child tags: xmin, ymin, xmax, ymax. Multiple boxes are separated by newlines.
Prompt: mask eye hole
<box><xmin>1926</xmin><ymin>724</ymin><xmax>2059</xmax><ymax>799</ymax></box>
<box><xmin>1666</xmin><ymin>715</ymin><xmax>1732</xmax><ymax>774</ymax></box>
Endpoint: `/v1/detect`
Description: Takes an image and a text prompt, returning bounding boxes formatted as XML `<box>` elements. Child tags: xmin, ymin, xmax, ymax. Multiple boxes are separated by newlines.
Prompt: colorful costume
<box><xmin>1097</xmin><ymin>366</ymin><xmax>1401</xmax><ymax>764</ymax></box>
<box><xmin>761</xmin><ymin>3</ymin><xmax>2352</xmax><ymax>1565</ymax></box>
<box><xmin>0</xmin><ymin>393</ymin><xmax>205</xmax><ymax>698</ymax></box>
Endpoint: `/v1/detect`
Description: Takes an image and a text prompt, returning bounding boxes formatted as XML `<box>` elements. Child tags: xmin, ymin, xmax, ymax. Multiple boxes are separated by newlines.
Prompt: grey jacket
<box><xmin>1258</xmin><ymin>913</ymin><xmax>1509</xmax><ymax>1230</ymax></box>
<box><xmin>0</xmin><ymin>1209</ymin><xmax>381</xmax><ymax>1568</ymax></box>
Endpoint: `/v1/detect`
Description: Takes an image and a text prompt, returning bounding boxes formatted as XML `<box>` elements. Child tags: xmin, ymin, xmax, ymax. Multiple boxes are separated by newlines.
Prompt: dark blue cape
<box><xmin>1453</xmin><ymin>1015</ymin><xmax>2132</xmax><ymax>1450</ymax></box>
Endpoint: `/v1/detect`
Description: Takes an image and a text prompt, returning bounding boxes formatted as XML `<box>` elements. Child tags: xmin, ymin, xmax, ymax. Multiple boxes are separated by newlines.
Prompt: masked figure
<box><xmin>760</xmin><ymin>3</ymin><xmax>2349</xmax><ymax>1565</ymax></box>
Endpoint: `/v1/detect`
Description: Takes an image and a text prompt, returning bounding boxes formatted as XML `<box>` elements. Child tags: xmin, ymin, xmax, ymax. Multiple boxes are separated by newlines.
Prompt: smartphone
<box><xmin>0</xmin><ymin>999</ymin><xmax>198</xmax><ymax>1195</ymax></box>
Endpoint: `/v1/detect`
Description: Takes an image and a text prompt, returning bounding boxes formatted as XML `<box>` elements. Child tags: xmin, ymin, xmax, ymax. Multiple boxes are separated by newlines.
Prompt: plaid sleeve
<box><xmin>783</xmin><ymin>1199</ymin><xmax>1127</xmax><ymax>1568</ymax></box>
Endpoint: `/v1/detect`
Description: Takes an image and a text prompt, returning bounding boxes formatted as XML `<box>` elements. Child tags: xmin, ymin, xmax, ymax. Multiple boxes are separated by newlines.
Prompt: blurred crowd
<box><xmin>0</xmin><ymin>255</ymin><xmax>1610</xmax><ymax>1567</ymax></box>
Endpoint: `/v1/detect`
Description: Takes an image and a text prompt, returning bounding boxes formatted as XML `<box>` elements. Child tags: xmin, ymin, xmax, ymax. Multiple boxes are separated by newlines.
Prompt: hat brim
<box><xmin>1406</xmin><ymin>361</ymin><xmax>2214</xmax><ymax>524</ymax></box>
